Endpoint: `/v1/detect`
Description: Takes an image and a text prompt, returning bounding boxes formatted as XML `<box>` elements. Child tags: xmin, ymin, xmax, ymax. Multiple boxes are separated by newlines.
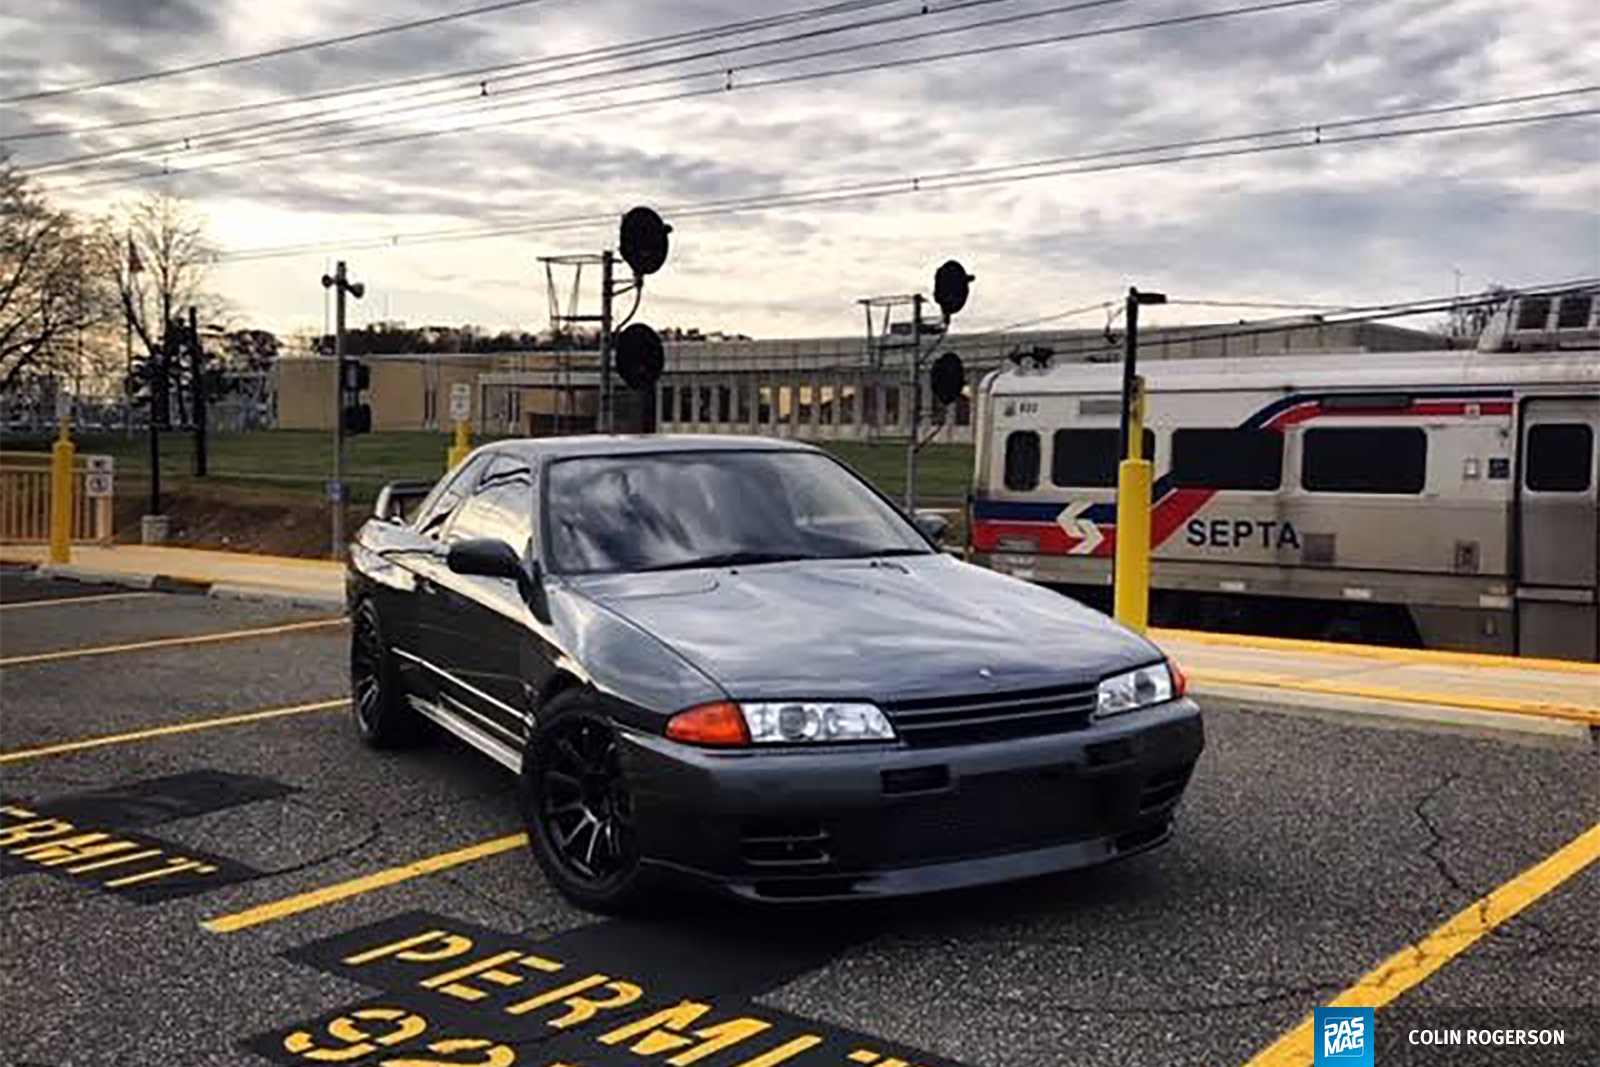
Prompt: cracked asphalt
<box><xmin>1</xmin><ymin>568</ymin><xmax>1595</xmax><ymax>1067</ymax></box>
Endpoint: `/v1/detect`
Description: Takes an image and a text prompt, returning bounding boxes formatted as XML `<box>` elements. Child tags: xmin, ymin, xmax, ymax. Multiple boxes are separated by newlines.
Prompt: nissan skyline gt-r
<box><xmin>346</xmin><ymin>435</ymin><xmax>1203</xmax><ymax>912</ymax></box>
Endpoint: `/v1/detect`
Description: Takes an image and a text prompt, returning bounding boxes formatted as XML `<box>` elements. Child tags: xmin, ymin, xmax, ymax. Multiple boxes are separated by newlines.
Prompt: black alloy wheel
<box><xmin>524</xmin><ymin>697</ymin><xmax>646</xmax><ymax>912</ymax></box>
<box><xmin>350</xmin><ymin>601</ymin><xmax>424</xmax><ymax>747</ymax></box>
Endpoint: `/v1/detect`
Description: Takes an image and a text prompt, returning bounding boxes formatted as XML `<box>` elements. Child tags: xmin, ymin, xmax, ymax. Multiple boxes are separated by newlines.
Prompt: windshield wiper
<box><xmin>637</xmin><ymin>550</ymin><xmax>814</xmax><ymax>572</ymax></box>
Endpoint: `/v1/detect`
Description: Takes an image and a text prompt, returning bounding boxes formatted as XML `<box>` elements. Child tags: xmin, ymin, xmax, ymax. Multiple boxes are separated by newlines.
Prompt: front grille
<box><xmin>881</xmin><ymin>681</ymin><xmax>1098</xmax><ymax>746</ymax></box>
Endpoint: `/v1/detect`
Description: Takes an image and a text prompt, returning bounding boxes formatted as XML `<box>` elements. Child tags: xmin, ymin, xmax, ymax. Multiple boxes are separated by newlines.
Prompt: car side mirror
<box><xmin>373</xmin><ymin>480</ymin><xmax>433</xmax><ymax>524</ymax></box>
<box><xmin>446</xmin><ymin>538</ymin><xmax>549</xmax><ymax>622</ymax></box>
<box><xmin>913</xmin><ymin>509</ymin><xmax>950</xmax><ymax>545</ymax></box>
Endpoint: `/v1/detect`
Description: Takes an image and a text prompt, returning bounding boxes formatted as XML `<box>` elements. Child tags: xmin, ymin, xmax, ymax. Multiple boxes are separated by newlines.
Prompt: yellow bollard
<box><xmin>48</xmin><ymin>412</ymin><xmax>75</xmax><ymax>564</ymax></box>
<box><xmin>446</xmin><ymin>419</ymin><xmax>471</xmax><ymax>470</ymax></box>
<box><xmin>1113</xmin><ymin>375</ymin><xmax>1151</xmax><ymax>633</ymax></box>
<box><xmin>1112</xmin><ymin>457</ymin><xmax>1152</xmax><ymax>633</ymax></box>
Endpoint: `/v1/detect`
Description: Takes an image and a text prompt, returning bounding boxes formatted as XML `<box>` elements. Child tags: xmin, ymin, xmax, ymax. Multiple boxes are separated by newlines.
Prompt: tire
<box><xmin>521</xmin><ymin>692</ymin><xmax>649</xmax><ymax>914</ymax></box>
<box><xmin>350</xmin><ymin>600</ymin><xmax>427</xmax><ymax>748</ymax></box>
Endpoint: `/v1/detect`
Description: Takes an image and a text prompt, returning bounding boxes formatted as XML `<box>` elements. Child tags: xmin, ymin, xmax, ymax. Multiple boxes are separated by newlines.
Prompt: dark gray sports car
<box><xmin>347</xmin><ymin>435</ymin><xmax>1202</xmax><ymax>911</ymax></box>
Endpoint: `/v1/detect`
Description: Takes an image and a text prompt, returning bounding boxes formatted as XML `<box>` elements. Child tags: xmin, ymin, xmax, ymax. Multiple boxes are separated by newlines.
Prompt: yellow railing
<box><xmin>0</xmin><ymin>451</ymin><xmax>115</xmax><ymax>545</ymax></box>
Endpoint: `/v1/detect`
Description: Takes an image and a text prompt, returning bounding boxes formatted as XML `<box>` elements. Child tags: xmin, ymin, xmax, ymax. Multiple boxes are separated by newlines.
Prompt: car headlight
<box><xmin>741</xmin><ymin>701</ymin><xmax>896</xmax><ymax>744</ymax></box>
<box><xmin>1096</xmin><ymin>662</ymin><xmax>1176</xmax><ymax>718</ymax></box>
<box><xmin>665</xmin><ymin>700</ymin><xmax>896</xmax><ymax>746</ymax></box>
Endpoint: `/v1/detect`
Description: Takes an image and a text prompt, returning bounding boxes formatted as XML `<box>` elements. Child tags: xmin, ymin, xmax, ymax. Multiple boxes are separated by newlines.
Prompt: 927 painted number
<box><xmin>283</xmin><ymin>1007</ymin><xmax>515</xmax><ymax>1066</ymax></box>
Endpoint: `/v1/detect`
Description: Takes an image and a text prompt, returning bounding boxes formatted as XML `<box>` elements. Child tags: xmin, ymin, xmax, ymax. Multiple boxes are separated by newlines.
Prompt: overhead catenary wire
<box><xmin>16</xmin><ymin>0</ymin><xmax>1023</xmax><ymax>163</ymax></box>
<box><xmin>0</xmin><ymin>0</ymin><xmax>565</xmax><ymax>106</ymax></box>
<box><xmin>203</xmin><ymin>93</ymin><xmax>1600</xmax><ymax>263</ymax></box>
<box><xmin>40</xmin><ymin>0</ymin><xmax>1340</xmax><ymax>189</ymax></box>
<box><xmin>789</xmin><ymin>277</ymin><xmax>1600</xmax><ymax>374</ymax></box>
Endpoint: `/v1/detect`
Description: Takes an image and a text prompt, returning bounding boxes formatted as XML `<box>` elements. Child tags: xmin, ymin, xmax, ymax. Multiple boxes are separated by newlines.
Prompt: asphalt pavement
<box><xmin>1</xmin><ymin>567</ymin><xmax>1595</xmax><ymax>1067</ymax></box>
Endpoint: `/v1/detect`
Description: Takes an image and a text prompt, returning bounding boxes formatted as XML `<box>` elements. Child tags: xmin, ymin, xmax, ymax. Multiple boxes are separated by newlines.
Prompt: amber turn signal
<box><xmin>665</xmin><ymin>701</ymin><xmax>750</xmax><ymax>746</ymax></box>
<box><xmin>1169</xmin><ymin>658</ymin><xmax>1187</xmax><ymax>699</ymax></box>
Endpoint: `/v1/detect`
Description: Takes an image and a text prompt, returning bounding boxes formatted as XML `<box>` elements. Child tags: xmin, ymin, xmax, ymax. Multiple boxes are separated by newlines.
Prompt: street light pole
<box><xmin>321</xmin><ymin>261</ymin><xmax>364</xmax><ymax>560</ymax></box>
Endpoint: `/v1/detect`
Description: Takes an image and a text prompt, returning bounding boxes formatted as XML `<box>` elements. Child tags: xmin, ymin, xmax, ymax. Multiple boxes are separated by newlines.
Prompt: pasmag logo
<box><xmin>1314</xmin><ymin>1007</ymin><xmax>1375</xmax><ymax>1066</ymax></box>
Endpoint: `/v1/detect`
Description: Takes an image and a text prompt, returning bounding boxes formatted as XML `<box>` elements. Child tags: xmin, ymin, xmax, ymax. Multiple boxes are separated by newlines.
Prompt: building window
<box><xmin>778</xmin><ymin>386</ymin><xmax>792</xmax><ymax>424</ymax></box>
<box><xmin>660</xmin><ymin>386</ymin><xmax>675</xmax><ymax>423</ymax></box>
<box><xmin>1171</xmin><ymin>428</ymin><xmax>1283</xmax><ymax>490</ymax></box>
<box><xmin>1525</xmin><ymin>424</ymin><xmax>1593</xmax><ymax>492</ymax></box>
<box><xmin>759</xmin><ymin>386</ymin><xmax>773</xmax><ymax>424</ymax></box>
<box><xmin>698</xmin><ymin>387</ymin><xmax>713</xmax><ymax>423</ymax></box>
<box><xmin>716</xmin><ymin>386</ymin><xmax>732</xmax><ymax>423</ymax></box>
<box><xmin>956</xmin><ymin>385</ymin><xmax>972</xmax><ymax>427</ymax></box>
<box><xmin>819</xmin><ymin>385</ymin><xmax>835</xmax><ymax>425</ymax></box>
<box><xmin>736</xmin><ymin>382</ymin><xmax>752</xmax><ymax>423</ymax></box>
<box><xmin>678</xmin><ymin>386</ymin><xmax>692</xmax><ymax>423</ymax></box>
<box><xmin>862</xmin><ymin>385</ymin><xmax>877</xmax><ymax>427</ymax></box>
<box><xmin>839</xmin><ymin>385</ymin><xmax>856</xmax><ymax>425</ymax></box>
<box><xmin>1051</xmin><ymin>428</ymin><xmax>1153</xmax><ymax>488</ymax></box>
<box><xmin>884</xmin><ymin>386</ymin><xmax>900</xmax><ymax>425</ymax></box>
<box><xmin>1302</xmin><ymin>427</ymin><xmax>1427</xmax><ymax>493</ymax></box>
<box><xmin>1004</xmin><ymin>431</ymin><xmax>1041</xmax><ymax>491</ymax></box>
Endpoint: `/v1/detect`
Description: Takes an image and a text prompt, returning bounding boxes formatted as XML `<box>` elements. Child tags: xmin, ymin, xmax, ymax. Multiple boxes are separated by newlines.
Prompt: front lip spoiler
<box><xmin>640</xmin><ymin>819</ymin><xmax>1174</xmax><ymax>904</ymax></box>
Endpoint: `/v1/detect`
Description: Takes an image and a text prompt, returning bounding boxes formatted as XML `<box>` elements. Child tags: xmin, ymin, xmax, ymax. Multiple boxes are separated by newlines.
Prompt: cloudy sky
<box><xmin>3</xmin><ymin>0</ymin><xmax>1596</xmax><ymax>340</ymax></box>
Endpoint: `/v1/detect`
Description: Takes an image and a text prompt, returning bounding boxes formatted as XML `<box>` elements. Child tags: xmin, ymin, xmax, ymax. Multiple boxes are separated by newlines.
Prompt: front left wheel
<box><xmin>521</xmin><ymin>693</ymin><xmax>648</xmax><ymax>913</ymax></box>
<box><xmin>350</xmin><ymin>601</ymin><xmax>427</xmax><ymax>748</ymax></box>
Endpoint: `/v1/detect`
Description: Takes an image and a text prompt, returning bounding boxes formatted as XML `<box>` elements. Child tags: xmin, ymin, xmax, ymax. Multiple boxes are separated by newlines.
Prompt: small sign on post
<box><xmin>447</xmin><ymin>383</ymin><xmax>473</xmax><ymax>469</ymax></box>
<box><xmin>449</xmin><ymin>383</ymin><xmax>472</xmax><ymax>423</ymax></box>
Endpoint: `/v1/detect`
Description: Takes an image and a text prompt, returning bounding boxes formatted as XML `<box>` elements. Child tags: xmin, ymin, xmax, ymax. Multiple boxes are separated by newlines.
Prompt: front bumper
<box><xmin>620</xmin><ymin>697</ymin><xmax>1203</xmax><ymax>902</ymax></box>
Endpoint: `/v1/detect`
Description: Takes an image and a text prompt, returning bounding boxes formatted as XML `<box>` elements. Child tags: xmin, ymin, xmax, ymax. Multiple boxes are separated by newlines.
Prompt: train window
<box><xmin>1004</xmin><ymin>431</ymin><xmax>1041</xmax><ymax>491</ymax></box>
<box><xmin>1526</xmin><ymin>424</ymin><xmax>1593</xmax><ymax>492</ymax></box>
<box><xmin>1171</xmin><ymin>428</ymin><xmax>1282</xmax><ymax>490</ymax></box>
<box><xmin>1051</xmin><ymin>428</ymin><xmax>1153</xmax><ymax>487</ymax></box>
<box><xmin>1556</xmin><ymin>295</ymin><xmax>1593</xmax><ymax>329</ymax></box>
<box><xmin>1515</xmin><ymin>298</ymin><xmax>1551</xmax><ymax>330</ymax></box>
<box><xmin>1302</xmin><ymin>427</ymin><xmax>1427</xmax><ymax>493</ymax></box>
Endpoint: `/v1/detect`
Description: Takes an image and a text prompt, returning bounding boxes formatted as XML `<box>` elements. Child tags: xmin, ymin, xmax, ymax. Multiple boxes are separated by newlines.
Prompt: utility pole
<box><xmin>321</xmin><ymin>261</ymin><xmax>364</xmax><ymax>560</ymax></box>
<box><xmin>599</xmin><ymin>250</ymin><xmax>615</xmax><ymax>434</ymax></box>
<box><xmin>189</xmin><ymin>306</ymin><xmax>208</xmax><ymax>477</ymax></box>
<box><xmin>905</xmin><ymin>293</ymin><xmax>924</xmax><ymax>510</ymax></box>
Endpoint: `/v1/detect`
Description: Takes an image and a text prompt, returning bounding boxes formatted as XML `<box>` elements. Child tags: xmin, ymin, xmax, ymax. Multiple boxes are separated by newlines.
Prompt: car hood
<box><xmin>563</xmin><ymin>555</ymin><xmax>1161</xmax><ymax>701</ymax></box>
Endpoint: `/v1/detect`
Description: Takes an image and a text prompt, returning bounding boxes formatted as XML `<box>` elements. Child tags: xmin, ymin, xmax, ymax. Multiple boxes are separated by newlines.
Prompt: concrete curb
<box><xmin>1195</xmin><ymin>683</ymin><xmax>1597</xmax><ymax>752</ymax></box>
<box><xmin>28</xmin><ymin>562</ymin><xmax>347</xmax><ymax>614</ymax></box>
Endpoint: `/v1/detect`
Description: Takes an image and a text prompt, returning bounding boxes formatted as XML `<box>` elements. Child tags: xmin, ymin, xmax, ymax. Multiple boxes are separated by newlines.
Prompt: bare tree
<box><xmin>0</xmin><ymin>152</ymin><xmax>115</xmax><ymax>393</ymax></box>
<box><xmin>109</xmin><ymin>192</ymin><xmax>213</xmax><ymax>424</ymax></box>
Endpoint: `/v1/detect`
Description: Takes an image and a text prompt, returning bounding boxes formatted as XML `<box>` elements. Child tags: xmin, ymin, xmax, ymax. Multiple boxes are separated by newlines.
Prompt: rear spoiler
<box><xmin>372</xmin><ymin>480</ymin><xmax>435</xmax><ymax>524</ymax></box>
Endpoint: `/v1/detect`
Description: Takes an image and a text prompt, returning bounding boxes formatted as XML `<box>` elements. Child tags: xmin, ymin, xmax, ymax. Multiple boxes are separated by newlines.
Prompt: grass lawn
<box><xmin>7</xmin><ymin>430</ymin><xmax>975</xmax><ymax>504</ymax></box>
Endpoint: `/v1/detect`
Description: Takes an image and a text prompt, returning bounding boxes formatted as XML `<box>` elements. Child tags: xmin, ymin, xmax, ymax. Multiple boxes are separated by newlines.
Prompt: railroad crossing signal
<box><xmin>615</xmin><ymin>323</ymin><xmax>665</xmax><ymax>390</ymax></box>
<box><xmin>341</xmin><ymin>359</ymin><xmax>372</xmax><ymax>436</ymax></box>
<box><xmin>933</xmin><ymin>260</ymin><xmax>975</xmax><ymax>317</ymax></box>
<box><xmin>930</xmin><ymin>350</ymin><xmax>965</xmax><ymax>406</ymax></box>
<box><xmin>619</xmin><ymin>206</ymin><xmax>671</xmax><ymax>276</ymax></box>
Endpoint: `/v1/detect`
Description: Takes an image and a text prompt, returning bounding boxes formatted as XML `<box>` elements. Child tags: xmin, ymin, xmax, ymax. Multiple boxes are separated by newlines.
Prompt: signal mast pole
<box><xmin>321</xmin><ymin>261</ymin><xmax>363</xmax><ymax>560</ymax></box>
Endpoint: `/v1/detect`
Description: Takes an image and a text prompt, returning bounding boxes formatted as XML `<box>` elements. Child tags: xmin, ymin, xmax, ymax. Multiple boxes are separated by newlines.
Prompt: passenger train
<box><xmin>967</xmin><ymin>292</ymin><xmax>1600</xmax><ymax>661</ymax></box>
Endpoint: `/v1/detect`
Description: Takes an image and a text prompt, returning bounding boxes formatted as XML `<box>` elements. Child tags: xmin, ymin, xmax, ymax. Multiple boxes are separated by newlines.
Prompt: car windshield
<box><xmin>545</xmin><ymin>450</ymin><xmax>932</xmax><ymax>574</ymax></box>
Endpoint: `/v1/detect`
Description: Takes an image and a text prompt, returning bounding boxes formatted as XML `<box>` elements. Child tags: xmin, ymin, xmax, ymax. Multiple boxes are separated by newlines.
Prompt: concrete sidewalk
<box><xmin>1</xmin><ymin>543</ymin><xmax>344</xmax><ymax>609</ymax></box>
<box><xmin>6</xmin><ymin>542</ymin><xmax>1596</xmax><ymax>745</ymax></box>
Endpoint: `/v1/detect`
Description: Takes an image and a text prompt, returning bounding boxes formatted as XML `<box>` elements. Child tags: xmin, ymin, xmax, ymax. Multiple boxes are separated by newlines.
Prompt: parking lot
<box><xmin>1</xmin><ymin>566</ymin><xmax>1595</xmax><ymax>1067</ymax></box>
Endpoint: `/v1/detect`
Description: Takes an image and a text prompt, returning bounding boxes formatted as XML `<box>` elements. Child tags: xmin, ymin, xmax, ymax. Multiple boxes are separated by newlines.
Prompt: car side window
<box><xmin>444</xmin><ymin>455</ymin><xmax>535</xmax><ymax>549</ymax></box>
<box><xmin>414</xmin><ymin>456</ymin><xmax>488</xmax><ymax>540</ymax></box>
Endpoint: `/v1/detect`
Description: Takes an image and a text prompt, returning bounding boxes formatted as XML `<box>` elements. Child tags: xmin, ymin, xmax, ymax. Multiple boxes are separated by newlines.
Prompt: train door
<box><xmin>1516</xmin><ymin>396</ymin><xmax>1599</xmax><ymax>660</ymax></box>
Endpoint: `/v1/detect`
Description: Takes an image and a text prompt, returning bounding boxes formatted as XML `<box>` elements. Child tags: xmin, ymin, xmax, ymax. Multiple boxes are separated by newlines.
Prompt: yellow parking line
<box><xmin>1155</xmin><ymin>627</ymin><xmax>1600</xmax><ymax>677</ymax></box>
<box><xmin>0</xmin><ymin>617</ymin><xmax>346</xmax><ymax>667</ymax></box>
<box><xmin>203</xmin><ymin>833</ymin><xmax>530</xmax><ymax>933</ymax></box>
<box><xmin>0</xmin><ymin>591</ymin><xmax>158</xmax><ymax>611</ymax></box>
<box><xmin>1187</xmin><ymin>666</ymin><xmax>1600</xmax><ymax>726</ymax></box>
<box><xmin>1243</xmin><ymin>820</ymin><xmax>1600</xmax><ymax>1067</ymax></box>
<box><xmin>0</xmin><ymin>698</ymin><xmax>348</xmax><ymax>764</ymax></box>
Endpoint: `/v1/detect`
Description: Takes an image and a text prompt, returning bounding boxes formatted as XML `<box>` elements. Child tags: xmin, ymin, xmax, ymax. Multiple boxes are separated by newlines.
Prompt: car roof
<box><xmin>477</xmin><ymin>434</ymin><xmax>824</xmax><ymax>462</ymax></box>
